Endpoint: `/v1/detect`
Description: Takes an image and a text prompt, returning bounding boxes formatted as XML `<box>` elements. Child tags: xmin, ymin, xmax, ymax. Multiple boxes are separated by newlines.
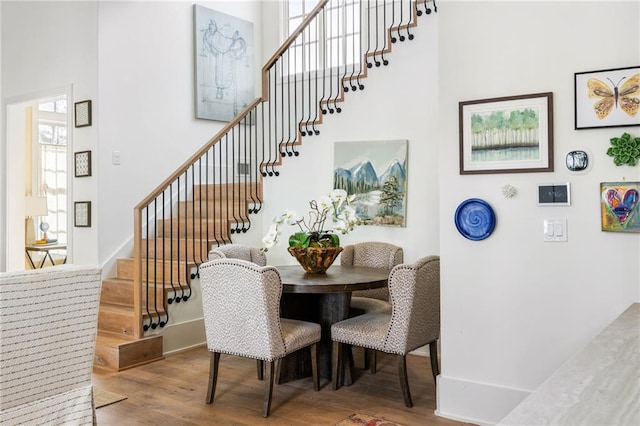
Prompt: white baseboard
<box><xmin>436</xmin><ymin>375</ymin><xmax>531</xmax><ymax>426</ymax></box>
<box><xmin>148</xmin><ymin>317</ymin><xmax>206</xmax><ymax>356</ymax></box>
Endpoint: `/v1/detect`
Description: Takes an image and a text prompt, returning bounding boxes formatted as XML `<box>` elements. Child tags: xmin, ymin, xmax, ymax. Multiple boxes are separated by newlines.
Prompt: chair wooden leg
<box><xmin>310</xmin><ymin>343</ymin><xmax>319</xmax><ymax>391</ymax></box>
<box><xmin>262</xmin><ymin>361</ymin><xmax>275</xmax><ymax>417</ymax></box>
<box><xmin>397</xmin><ymin>355</ymin><xmax>413</xmax><ymax>408</ymax></box>
<box><xmin>206</xmin><ymin>352</ymin><xmax>220</xmax><ymax>404</ymax></box>
<box><xmin>332</xmin><ymin>341</ymin><xmax>341</xmax><ymax>390</ymax></box>
<box><xmin>257</xmin><ymin>359</ymin><xmax>264</xmax><ymax>381</ymax></box>
<box><xmin>369</xmin><ymin>349</ymin><xmax>377</xmax><ymax>374</ymax></box>
<box><xmin>363</xmin><ymin>347</ymin><xmax>370</xmax><ymax>370</ymax></box>
<box><xmin>429</xmin><ymin>340</ymin><xmax>440</xmax><ymax>388</ymax></box>
<box><xmin>274</xmin><ymin>358</ymin><xmax>282</xmax><ymax>385</ymax></box>
<box><xmin>348</xmin><ymin>345</ymin><xmax>355</xmax><ymax>367</ymax></box>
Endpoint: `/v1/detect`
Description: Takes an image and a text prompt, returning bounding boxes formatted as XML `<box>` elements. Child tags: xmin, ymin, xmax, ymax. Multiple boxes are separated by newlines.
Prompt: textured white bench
<box><xmin>0</xmin><ymin>265</ymin><xmax>102</xmax><ymax>425</ymax></box>
<box><xmin>499</xmin><ymin>303</ymin><xmax>640</xmax><ymax>426</ymax></box>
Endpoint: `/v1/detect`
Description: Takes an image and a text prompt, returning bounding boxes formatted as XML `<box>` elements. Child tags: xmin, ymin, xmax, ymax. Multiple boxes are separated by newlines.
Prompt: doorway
<box><xmin>5</xmin><ymin>87</ymin><xmax>73</xmax><ymax>271</ymax></box>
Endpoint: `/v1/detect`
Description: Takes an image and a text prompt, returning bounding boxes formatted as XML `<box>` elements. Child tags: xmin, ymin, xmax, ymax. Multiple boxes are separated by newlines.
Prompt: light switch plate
<box><xmin>543</xmin><ymin>219</ymin><xmax>567</xmax><ymax>242</ymax></box>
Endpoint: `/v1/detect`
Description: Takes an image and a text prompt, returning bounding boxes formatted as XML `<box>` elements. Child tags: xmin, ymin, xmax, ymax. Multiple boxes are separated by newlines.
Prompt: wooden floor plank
<box><xmin>93</xmin><ymin>345</ymin><xmax>473</xmax><ymax>425</ymax></box>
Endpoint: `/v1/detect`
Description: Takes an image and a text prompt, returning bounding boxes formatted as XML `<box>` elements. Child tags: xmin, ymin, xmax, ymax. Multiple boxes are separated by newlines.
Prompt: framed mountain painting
<box><xmin>333</xmin><ymin>140</ymin><xmax>407</xmax><ymax>227</ymax></box>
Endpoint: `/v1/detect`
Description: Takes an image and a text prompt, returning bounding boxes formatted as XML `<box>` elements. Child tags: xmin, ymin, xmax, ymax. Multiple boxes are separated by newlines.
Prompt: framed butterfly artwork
<box><xmin>575</xmin><ymin>66</ymin><xmax>640</xmax><ymax>130</ymax></box>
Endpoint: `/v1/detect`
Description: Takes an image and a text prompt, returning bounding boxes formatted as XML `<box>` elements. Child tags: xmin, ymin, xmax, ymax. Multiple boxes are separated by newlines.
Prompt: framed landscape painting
<box><xmin>459</xmin><ymin>92</ymin><xmax>554</xmax><ymax>174</ymax></box>
<box><xmin>333</xmin><ymin>140</ymin><xmax>408</xmax><ymax>227</ymax></box>
<box><xmin>575</xmin><ymin>66</ymin><xmax>640</xmax><ymax>129</ymax></box>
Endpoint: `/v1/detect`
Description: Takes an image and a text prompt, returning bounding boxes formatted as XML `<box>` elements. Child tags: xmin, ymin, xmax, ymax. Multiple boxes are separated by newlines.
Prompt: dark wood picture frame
<box><xmin>74</xmin><ymin>100</ymin><xmax>92</xmax><ymax>127</ymax></box>
<box><xmin>459</xmin><ymin>92</ymin><xmax>554</xmax><ymax>175</ymax></box>
<box><xmin>74</xmin><ymin>201</ymin><xmax>91</xmax><ymax>227</ymax></box>
<box><xmin>74</xmin><ymin>150</ymin><xmax>92</xmax><ymax>177</ymax></box>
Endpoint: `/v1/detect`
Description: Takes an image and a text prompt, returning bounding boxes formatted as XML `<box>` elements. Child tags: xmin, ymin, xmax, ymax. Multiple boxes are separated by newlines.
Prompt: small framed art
<box><xmin>74</xmin><ymin>100</ymin><xmax>92</xmax><ymax>127</ymax></box>
<box><xmin>74</xmin><ymin>201</ymin><xmax>91</xmax><ymax>227</ymax></box>
<box><xmin>600</xmin><ymin>182</ymin><xmax>640</xmax><ymax>232</ymax></box>
<box><xmin>459</xmin><ymin>92</ymin><xmax>554</xmax><ymax>174</ymax></box>
<box><xmin>74</xmin><ymin>150</ymin><xmax>92</xmax><ymax>177</ymax></box>
<box><xmin>575</xmin><ymin>66</ymin><xmax>640</xmax><ymax>129</ymax></box>
<box><xmin>538</xmin><ymin>183</ymin><xmax>570</xmax><ymax>206</ymax></box>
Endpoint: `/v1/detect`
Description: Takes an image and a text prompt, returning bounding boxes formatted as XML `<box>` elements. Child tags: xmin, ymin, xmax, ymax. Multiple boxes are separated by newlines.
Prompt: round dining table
<box><xmin>276</xmin><ymin>264</ymin><xmax>390</xmax><ymax>385</ymax></box>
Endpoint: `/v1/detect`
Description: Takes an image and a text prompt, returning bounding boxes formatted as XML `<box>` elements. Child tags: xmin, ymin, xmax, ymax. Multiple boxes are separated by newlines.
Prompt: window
<box><xmin>284</xmin><ymin>0</ymin><xmax>361</xmax><ymax>74</ymax></box>
<box><xmin>35</xmin><ymin>96</ymin><xmax>67</xmax><ymax>243</ymax></box>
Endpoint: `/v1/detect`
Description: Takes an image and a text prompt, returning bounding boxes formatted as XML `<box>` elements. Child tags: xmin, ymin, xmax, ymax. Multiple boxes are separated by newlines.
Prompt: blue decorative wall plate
<box><xmin>454</xmin><ymin>198</ymin><xmax>496</xmax><ymax>241</ymax></box>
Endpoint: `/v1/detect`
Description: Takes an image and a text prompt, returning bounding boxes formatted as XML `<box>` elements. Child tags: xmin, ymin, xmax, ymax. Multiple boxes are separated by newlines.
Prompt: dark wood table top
<box><xmin>277</xmin><ymin>264</ymin><xmax>390</xmax><ymax>294</ymax></box>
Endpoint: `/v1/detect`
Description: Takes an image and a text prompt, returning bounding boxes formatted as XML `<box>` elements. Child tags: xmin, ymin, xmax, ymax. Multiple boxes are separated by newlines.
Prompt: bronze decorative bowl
<box><xmin>287</xmin><ymin>246</ymin><xmax>343</xmax><ymax>274</ymax></box>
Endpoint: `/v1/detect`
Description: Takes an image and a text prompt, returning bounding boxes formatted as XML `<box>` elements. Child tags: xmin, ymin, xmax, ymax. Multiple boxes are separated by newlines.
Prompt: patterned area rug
<box><xmin>93</xmin><ymin>388</ymin><xmax>127</xmax><ymax>409</ymax></box>
<box><xmin>334</xmin><ymin>413</ymin><xmax>404</xmax><ymax>426</ymax></box>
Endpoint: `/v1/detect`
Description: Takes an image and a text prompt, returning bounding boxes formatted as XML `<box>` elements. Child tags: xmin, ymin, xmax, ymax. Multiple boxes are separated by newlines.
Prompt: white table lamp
<box><xmin>25</xmin><ymin>196</ymin><xmax>48</xmax><ymax>244</ymax></box>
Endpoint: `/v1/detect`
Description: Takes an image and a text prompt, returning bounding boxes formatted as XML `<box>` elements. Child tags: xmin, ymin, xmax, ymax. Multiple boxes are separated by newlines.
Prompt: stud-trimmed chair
<box><xmin>341</xmin><ymin>242</ymin><xmax>404</xmax><ymax>315</ymax></box>
<box><xmin>0</xmin><ymin>265</ymin><xmax>102</xmax><ymax>425</ymax></box>
<box><xmin>199</xmin><ymin>258</ymin><xmax>321</xmax><ymax>417</ymax></box>
<box><xmin>341</xmin><ymin>242</ymin><xmax>403</xmax><ymax>371</ymax></box>
<box><xmin>331</xmin><ymin>256</ymin><xmax>440</xmax><ymax>407</ymax></box>
<box><xmin>208</xmin><ymin>243</ymin><xmax>267</xmax><ymax>265</ymax></box>
<box><xmin>208</xmin><ymin>243</ymin><xmax>268</xmax><ymax>379</ymax></box>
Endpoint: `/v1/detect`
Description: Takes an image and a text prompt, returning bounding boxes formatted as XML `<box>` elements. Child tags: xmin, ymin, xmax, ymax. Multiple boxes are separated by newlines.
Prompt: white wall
<box><xmin>1</xmin><ymin>0</ymin><xmax>99</xmax><ymax>269</ymax></box>
<box><xmin>437</xmin><ymin>1</ymin><xmax>640</xmax><ymax>424</ymax></box>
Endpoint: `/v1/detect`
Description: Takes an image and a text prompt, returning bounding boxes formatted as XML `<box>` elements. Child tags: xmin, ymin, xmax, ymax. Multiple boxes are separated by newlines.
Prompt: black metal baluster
<box><xmin>373</xmin><ymin>0</ymin><xmax>381</xmax><ymax>66</ymax></box>
<box><xmin>312</xmin><ymin>14</ymin><xmax>321</xmax><ymax>135</ymax></box>
<box><xmin>320</xmin><ymin>7</ymin><xmax>329</xmax><ymax>114</ymax></box>
<box><xmin>381</xmin><ymin>0</ymin><xmax>389</xmax><ymax>65</ymax></box>
<box><xmin>356</xmin><ymin>0</ymin><xmax>365</xmax><ymax>90</ymax></box>
<box><xmin>407</xmin><ymin>0</ymin><xmax>414</xmax><ymax>40</ymax></box>
<box><xmin>158</xmin><ymin>193</ymin><xmax>166</xmax><ymax>327</ymax></box>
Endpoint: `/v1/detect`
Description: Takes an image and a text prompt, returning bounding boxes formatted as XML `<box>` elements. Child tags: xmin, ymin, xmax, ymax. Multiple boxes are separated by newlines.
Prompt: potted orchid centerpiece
<box><xmin>262</xmin><ymin>189</ymin><xmax>360</xmax><ymax>273</ymax></box>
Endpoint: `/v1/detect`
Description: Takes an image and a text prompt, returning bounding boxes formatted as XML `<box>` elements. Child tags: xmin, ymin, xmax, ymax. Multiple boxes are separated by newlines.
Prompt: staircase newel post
<box><xmin>133</xmin><ymin>207</ymin><xmax>144</xmax><ymax>339</ymax></box>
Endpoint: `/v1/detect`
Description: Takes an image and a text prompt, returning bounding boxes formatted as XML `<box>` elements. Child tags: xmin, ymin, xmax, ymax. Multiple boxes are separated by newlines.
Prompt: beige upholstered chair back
<box><xmin>199</xmin><ymin>258</ymin><xmax>287</xmax><ymax>361</ymax></box>
<box><xmin>342</xmin><ymin>242</ymin><xmax>404</xmax><ymax>300</ymax></box>
<box><xmin>384</xmin><ymin>255</ymin><xmax>440</xmax><ymax>354</ymax></box>
<box><xmin>0</xmin><ymin>265</ymin><xmax>102</xmax><ymax>425</ymax></box>
<box><xmin>208</xmin><ymin>243</ymin><xmax>267</xmax><ymax>266</ymax></box>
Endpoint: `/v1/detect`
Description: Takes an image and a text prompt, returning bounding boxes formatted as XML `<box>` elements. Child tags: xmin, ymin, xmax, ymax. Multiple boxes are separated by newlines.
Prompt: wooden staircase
<box><xmin>95</xmin><ymin>0</ymin><xmax>436</xmax><ymax>371</ymax></box>
<box><xmin>94</xmin><ymin>182</ymin><xmax>261</xmax><ymax>371</ymax></box>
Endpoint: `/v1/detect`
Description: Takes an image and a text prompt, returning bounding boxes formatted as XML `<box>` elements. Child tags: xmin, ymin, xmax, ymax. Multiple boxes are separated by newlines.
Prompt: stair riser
<box><xmin>141</xmin><ymin>239</ymin><xmax>211</xmax><ymax>262</ymax></box>
<box><xmin>192</xmin><ymin>183</ymin><xmax>262</xmax><ymax>201</ymax></box>
<box><xmin>156</xmin><ymin>219</ymin><xmax>232</xmax><ymax>239</ymax></box>
<box><xmin>94</xmin><ymin>334</ymin><xmax>164</xmax><ymax>371</ymax></box>
<box><xmin>98</xmin><ymin>310</ymin><xmax>135</xmax><ymax>336</ymax></box>
<box><xmin>116</xmin><ymin>258</ymin><xmax>195</xmax><ymax>284</ymax></box>
<box><xmin>101</xmin><ymin>280</ymin><xmax>166</xmax><ymax>308</ymax></box>
<box><xmin>175</xmin><ymin>201</ymin><xmax>249</xmax><ymax>217</ymax></box>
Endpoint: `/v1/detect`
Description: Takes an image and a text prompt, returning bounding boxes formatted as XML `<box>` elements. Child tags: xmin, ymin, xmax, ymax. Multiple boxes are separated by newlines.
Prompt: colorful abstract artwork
<box><xmin>600</xmin><ymin>182</ymin><xmax>640</xmax><ymax>232</ymax></box>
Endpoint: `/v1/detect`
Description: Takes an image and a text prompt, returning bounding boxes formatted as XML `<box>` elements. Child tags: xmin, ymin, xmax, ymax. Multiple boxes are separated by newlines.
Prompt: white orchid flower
<box><xmin>317</xmin><ymin>195</ymin><xmax>333</xmax><ymax>211</ymax></box>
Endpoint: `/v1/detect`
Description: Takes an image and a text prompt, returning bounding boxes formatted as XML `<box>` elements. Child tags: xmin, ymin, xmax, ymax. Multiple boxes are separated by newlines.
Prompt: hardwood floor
<box><xmin>93</xmin><ymin>345</ymin><xmax>471</xmax><ymax>426</ymax></box>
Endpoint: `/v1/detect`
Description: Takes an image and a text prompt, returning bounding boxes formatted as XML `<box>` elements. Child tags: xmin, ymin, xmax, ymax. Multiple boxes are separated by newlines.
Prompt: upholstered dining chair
<box><xmin>208</xmin><ymin>243</ymin><xmax>266</xmax><ymax>265</ymax></box>
<box><xmin>341</xmin><ymin>242</ymin><xmax>403</xmax><ymax>371</ymax></box>
<box><xmin>331</xmin><ymin>256</ymin><xmax>440</xmax><ymax>408</ymax></box>
<box><xmin>0</xmin><ymin>265</ymin><xmax>102</xmax><ymax>425</ymax></box>
<box><xmin>199</xmin><ymin>258</ymin><xmax>321</xmax><ymax>417</ymax></box>
<box><xmin>208</xmin><ymin>243</ymin><xmax>267</xmax><ymax>380</ymax></box>
<box><xmin>341</xmin><ymin>242</ymin><xmax>404</xmax><ymax>315</ymax></box>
